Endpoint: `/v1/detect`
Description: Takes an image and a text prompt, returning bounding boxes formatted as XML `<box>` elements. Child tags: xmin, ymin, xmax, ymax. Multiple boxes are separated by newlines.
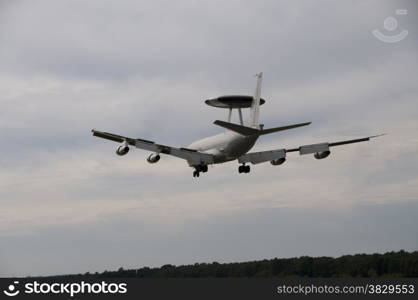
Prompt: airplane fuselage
<box><xmin>188</xmin><ymin>131</ymin><xmax>258</xmax><ymax>164</ymax></box>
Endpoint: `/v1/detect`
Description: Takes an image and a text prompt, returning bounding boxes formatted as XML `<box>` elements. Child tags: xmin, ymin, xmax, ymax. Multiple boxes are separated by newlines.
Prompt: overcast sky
<box><xmin>0</xmin><ymin>0</ymin><xmax>417</xmax><ymax>277</ymax></box>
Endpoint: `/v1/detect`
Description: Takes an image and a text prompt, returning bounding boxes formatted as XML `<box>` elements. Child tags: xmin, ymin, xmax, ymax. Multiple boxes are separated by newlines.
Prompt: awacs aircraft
<box><xmin>92</xmin><ymin>73</ymin><xmax>384</xmax><ymax>177</ymax></box>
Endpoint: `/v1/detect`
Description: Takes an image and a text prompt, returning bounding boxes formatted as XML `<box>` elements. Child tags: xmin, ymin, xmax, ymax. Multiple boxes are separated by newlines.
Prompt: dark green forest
<box><xmin>59</xmin><ymin>250</ymin><xmax>418</xmax><ymax>278</ymax></box>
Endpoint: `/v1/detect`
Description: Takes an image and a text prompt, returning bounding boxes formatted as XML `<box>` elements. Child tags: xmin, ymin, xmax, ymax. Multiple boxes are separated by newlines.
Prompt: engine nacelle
<box><xmin>147</xmin><ymin>153</ymin><xmax>161</xmax><ymax>163</ymax></box>
<box><xmin>314</xmin><ymin>150</ymin><xmax>331</xmax><ymax>159</ymax></box>
<box><xmin>270</xmin><ymin>157</ymin><xmax>286</xmax><ymax>166</ymax></box>
<box><xmin>116</xmin><ymin>145</ymin><xmax>129</xmax><ymax>156</ymax></box>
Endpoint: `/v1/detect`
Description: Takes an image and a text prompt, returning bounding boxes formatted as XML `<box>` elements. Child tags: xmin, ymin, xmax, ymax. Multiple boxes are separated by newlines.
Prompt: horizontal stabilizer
<box><xmin>258</xmin><ymin>122</ymin><xmax>311</xmax><ymax>135</ymax></box>
<box><xmin>213</xmin><ymin>120</ymin><xmax>260</xmax><ymax>136</ymax></box>
<box><xmin>213</xmin><ymin>120</ymin><xmax>311</xmax><ymax>136</ymax></box>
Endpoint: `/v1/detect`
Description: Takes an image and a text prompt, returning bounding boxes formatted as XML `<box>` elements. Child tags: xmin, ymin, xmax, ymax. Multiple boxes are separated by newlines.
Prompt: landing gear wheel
<box><xmin>238</xmin><ymin>165</ymin><xmax>244</xmax><ymax>173</ymax></box>
<box><xmin>193</xmin><ymin>165</ymin><xmax>207</xmax><ymax>177</ymax></box>
<box><xmin>239</xmin><ymin>165</ymin><xmax>251</xmax><ymax>174</ymax></box>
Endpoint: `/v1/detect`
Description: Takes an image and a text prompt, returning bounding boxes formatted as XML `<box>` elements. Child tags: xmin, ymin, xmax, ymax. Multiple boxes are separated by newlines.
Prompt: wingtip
<box><xmin>370</xmin><ymin>133</ymin><xmax>387</xmax><ymax>139</ymax></box>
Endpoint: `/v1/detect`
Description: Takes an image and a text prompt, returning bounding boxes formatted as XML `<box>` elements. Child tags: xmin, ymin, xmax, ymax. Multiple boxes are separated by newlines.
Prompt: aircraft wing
<box><xmin>238</xmin><ymin>149</ymin><xmax>287</xmax><ymax>164</ymax></box>
<box><xmin>92</xmin><ymin>129</ymin><xmax>214</xmax><ymax>165</ymax></box>
<box><xmin>238</xmin><ymin>134</ymin><xmax>385</xmax><ymax>164</ymax></box>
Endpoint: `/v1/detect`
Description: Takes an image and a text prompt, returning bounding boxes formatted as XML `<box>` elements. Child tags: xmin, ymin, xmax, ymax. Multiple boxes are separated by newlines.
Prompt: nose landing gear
<box><xmin>238</xmin><ymin>164</ymin><xmax>250</xmax><ymax>174</ymax></box>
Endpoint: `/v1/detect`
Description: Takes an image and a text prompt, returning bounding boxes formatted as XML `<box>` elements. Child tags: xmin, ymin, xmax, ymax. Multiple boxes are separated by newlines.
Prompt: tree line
<box><xmin>54</xmin><ymin>250</ymin><xmax>418</xmax><ymax>278</ymax></box>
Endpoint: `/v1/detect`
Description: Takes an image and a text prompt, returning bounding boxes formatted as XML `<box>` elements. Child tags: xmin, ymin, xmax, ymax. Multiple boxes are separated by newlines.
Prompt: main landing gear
<box><xmin>238</xmin><ymin>164</ymin><xmax>250</xmax><ymax>174</ymax></box>
<box><xmin>192</xmin><ymin>165</ymin><xmax>208</xmax><ymax>177</ymax></box>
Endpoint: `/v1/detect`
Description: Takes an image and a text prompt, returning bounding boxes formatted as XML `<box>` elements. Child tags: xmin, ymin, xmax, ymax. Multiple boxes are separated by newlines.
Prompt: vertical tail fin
<box><xmin>250</xmin><ymin>72</ymin><xmax>263</xmax><ymax>128</ymax></box>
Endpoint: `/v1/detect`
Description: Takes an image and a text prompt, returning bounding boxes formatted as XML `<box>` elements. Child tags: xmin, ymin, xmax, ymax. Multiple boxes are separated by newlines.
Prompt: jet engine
<box><xmin>116</xmin><ymin>145</ymin><xmax>129</xmax><ymax>156</ymax></box>
<box><xmin>270</xmin><ymin>157</ymin><xmax>286</xmax><ymax>166</ymax></box>
<box><xmin>147</xmin><ymin>153</ymin><xmax>161</xmax><ymax>163</ymax></box>
<box><xmin>314</xmin><ymin>150</ymin><xmax>331</xmax><ymax>159</ymax></box>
